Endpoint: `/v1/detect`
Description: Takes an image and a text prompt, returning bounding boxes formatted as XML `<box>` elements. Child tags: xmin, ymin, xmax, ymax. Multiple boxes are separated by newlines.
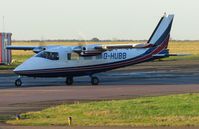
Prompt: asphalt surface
<box><xmin>0</xmin><ymin>60</ymin><xmax>199</xmax><ymax>129</ymax></box>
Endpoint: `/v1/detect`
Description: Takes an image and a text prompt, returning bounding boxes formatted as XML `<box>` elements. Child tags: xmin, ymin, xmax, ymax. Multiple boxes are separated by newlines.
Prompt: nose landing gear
<box><xmin>15</xmin><ymin>77</ymin><xmax>22</xmax><ymax>87</ymax></box>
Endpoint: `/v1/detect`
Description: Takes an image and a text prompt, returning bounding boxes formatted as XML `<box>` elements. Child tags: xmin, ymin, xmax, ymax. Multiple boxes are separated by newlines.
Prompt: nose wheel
<box><xmin>66</xmin><ymin>77</ymin><xmax>73</xmax><ymax>85</ymax></box>
<box><xmin>15</xmin><ymin>78</ymin><xmax>22</xmax><ymax>87</ymax></box>
<box><xmin>91</xmin><ymin>76</ymin><xmax>99</xmax><ymax>85</ymax></box>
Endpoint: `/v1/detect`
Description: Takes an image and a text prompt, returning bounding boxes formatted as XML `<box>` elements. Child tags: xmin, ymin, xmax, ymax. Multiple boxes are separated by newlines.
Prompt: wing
<box><xmin>94</xmin><ymin>43</ymin><xmax>154</xmax><ymax>50</ymax></box>
<box><xmin>6</xmin><ymin>45</ymin><xmax>59</xmax><ymax>53</ymax></box>
<box><xmin>73</xmin><ymin>43</ymin><xmax>154</xmax><ymax>56</ymax></box>
<box><xmin>6</xmin><ymin>46</ymin><xmax>37</xmax><ymax>50</ymax></box>
<box><xmin>6</xmin><ymin>45</ymin><xmax>44</xmax><ymax>53</ymax></box>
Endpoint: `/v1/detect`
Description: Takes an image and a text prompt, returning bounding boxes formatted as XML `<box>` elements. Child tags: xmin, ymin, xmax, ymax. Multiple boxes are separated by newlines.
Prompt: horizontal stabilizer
<box><xmin>169</xmin><ymin>53</ymin><xmax>191</xmax><ymax>56</ymax></box>
<box><xmin>153</xmin><ymin>54</ymin><xmax>169</xmax><ymax>57</ymax></box>
<box><xmin>153</xmin><ymin>53</ymin><xmax>191</xmax><ymax>58</ymax></box>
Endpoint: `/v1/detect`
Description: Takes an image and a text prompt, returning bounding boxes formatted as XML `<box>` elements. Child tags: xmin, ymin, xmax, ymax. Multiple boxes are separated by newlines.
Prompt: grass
<box><xmin>7</xmin><ymin>93</ymin><xmax>199</xmax><ymax>127</ymax></box>
<box><xmin>164</xmin><ymin>54</ymin><xmax>199</xmax><ymax>61</ymax></box>
<box><xmin>0</xmin><ymin>115</ymin><xmax>13</xmax><ymax>123</ymax></box>
<box><xmin>168</xmin><ymin>41</ymin><xmax>199</xmax><ymax>55</ymax></box>
<box><xmin>0</xmin><ymin>55</ymin><xmax>32</xmax><ymax>70</ymax></box>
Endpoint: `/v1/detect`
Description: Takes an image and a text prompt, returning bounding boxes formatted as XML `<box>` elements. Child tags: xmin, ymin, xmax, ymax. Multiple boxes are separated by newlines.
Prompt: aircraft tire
<box><xmin>15</xmin><ymin>79</ymin><xmax>22</xmax><ymax>87</ymax></box>
<box><xmin>66</xmin><ymin>77</ymin><xmax>73</xmax><ymax>85</ymax></box>
<box><xmin>91</xmin><ymin>77</ymin><xmax>99</xmax><ymax>85</ymax></box>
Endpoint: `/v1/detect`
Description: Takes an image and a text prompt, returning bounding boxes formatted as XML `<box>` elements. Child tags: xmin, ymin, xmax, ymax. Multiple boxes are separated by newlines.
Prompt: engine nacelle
<box><xmin>33</xmin><ymin>47</ymin><xmax>46</xmax><ymax>53</ymax></box>
<box><xmin>73</xmin><ymin>44</ymin><xmax>103</xmax><ymax>56</ymax></box>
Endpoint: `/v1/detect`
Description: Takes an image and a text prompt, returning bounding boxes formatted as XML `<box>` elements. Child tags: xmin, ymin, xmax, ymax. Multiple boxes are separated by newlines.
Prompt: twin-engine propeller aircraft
<box><xmin>7</xmin><ymin>14</ymin><xmax>174</xmax><ymax>87</ymax></box>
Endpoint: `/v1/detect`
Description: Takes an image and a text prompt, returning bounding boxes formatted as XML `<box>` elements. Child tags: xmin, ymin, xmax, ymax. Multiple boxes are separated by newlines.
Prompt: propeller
<box><xmin>33</xmin><ymin>36</ymin><xmax>47</xmax><ymax>53</ymax></box>
<box><xmin>38</xmin><ymin>36</ymin><xmax>47</xmax><ymax>47</ymax></box>
<box><xmin>74</xmin><ymin>32</ymin><xmax>89</xmax><ymax>53</ymax></box>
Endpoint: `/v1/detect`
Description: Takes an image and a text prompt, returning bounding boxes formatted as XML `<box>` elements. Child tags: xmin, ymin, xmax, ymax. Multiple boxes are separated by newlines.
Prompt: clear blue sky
<box><xmin>0</xmin><ymin>0</ymin><xmax>198</xmax><ymax>40</ymax></box>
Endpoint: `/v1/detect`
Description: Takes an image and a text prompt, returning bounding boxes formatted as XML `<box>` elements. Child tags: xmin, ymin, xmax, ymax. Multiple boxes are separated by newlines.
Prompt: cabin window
<box><xmin>36</xmin><ymin>51</ymin><xmax>59</xmax><ymax>60</ymax></box>
<box><xmin>67</xmin><ymin>53</ymin><xmax>80</xmax><ymax>60</ymax></box>
<box><xmin>83</xmin><ymin>56</ymin><xmax>92</xmax><ymax>60</ymax></box>
<box><xmin>96</xmin><ymin>55</ymin><xmax>102</xmax><ymax>59</ymax></box>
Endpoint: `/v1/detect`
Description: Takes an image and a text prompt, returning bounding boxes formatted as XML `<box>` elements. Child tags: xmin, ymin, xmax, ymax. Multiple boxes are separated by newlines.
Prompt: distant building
<box><xmin>0</xmin><ymin>33</ymin><xmax>12</xmax><ymax>65</ymax></box>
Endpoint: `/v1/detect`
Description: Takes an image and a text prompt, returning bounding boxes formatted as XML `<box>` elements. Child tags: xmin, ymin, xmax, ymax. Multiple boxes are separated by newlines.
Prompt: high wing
<box><xmin>72</xmin><ymin>42</ymin><xmax>152</xmax><ymax>56</ymax></box>
<box><xmin>94</xmin><ymin>43</ymin><xmax>154</xmax><ymax>50</ymax></box>
<box><xmin>6</xmin><ymin>45</ymin><xmax>58</xmax><ymax>53</ymax></box>
<box><xmin>6</xmin><ymin>46</ymin><xmax>36</xmax><ymax>50</ymax></box>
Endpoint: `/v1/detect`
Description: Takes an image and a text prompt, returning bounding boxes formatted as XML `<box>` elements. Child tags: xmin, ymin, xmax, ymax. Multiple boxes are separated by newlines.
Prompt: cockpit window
<box><xmin>36</xmin><ymin>51</ymin><xmax>59</xmax><ymax>60</ymax></box>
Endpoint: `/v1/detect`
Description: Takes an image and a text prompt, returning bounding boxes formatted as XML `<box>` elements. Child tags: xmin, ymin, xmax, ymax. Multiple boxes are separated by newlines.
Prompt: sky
<box><xmin>0</xmin><ymin>0</ymin><xmax>199</xmax><ymax>40</ymax></box>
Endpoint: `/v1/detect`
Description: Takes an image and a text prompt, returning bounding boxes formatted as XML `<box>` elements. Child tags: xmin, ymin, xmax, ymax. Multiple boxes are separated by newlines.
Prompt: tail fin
<box><xmin>147</xmin><ymin>14</ymin><xmax>174</xmax><ymax>48</ymax></box>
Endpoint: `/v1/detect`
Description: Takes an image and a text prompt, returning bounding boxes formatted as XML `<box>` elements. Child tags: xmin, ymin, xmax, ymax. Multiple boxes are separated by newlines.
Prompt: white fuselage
<box><xmin>14</xmin><ymin>46</ymin><xmax>151</xmax><ymax>77</ymax></box>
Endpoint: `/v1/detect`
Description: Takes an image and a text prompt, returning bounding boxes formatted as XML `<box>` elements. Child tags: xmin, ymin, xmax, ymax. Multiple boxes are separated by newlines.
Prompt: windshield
<box><xmin>36</xmin><ymin>51</ymin><xmax>59</xmax><ymax>60</ymax></box>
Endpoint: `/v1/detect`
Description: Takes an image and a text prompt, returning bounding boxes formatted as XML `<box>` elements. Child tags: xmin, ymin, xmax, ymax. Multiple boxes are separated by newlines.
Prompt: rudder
<box><xmin>147</xmin><ymin>14</ymin><xmax>174</xmax><ymax>48</ymax></box>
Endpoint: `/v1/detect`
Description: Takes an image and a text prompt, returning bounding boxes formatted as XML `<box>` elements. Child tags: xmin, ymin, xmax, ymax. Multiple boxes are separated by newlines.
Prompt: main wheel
<box><xmin>15</xmin><ymin>79</ymin><xmax>22</xmax><ymax>87</ymax></box>
<box><xmin>91</xmin><ymin>77</ymin><xmax>99</xmax><ymax>85</ymax></box>
<box><xmin>66</xmin><ymin>77</ymin><xmax>73</xmax><ymax>85</ymax></box>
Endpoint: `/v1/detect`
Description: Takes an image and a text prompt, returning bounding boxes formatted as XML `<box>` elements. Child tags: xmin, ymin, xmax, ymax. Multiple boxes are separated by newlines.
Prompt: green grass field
<box><xmin>0</xmin><ymin>55</ymin><xmax>32</xmax><ymax>70</ymax></box>
<box><xmin>7</xmin><ymin>93</ymin><xmax>199</xmax><ymax>127</ymax></box>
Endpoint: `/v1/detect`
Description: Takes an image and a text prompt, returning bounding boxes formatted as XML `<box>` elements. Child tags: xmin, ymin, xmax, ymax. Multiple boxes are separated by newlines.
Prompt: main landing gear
<box><xmin>91</xmin><ymin>76</ymin><xmax>99</xmax><ymax>85</ymax></box>
<box><xmin>15</xmin><ymin>77</ymin><xmax>22</xmax><ymax>87</ymax></box>
<box><xmin>66</xmin><ymin>76</ymin><xmax>74</xmax><ymax>85</ymax></box>
<box><xmin>65</xmin><ymin>76</ymin><xmax>100</xmax><ymax>85</ymax></box>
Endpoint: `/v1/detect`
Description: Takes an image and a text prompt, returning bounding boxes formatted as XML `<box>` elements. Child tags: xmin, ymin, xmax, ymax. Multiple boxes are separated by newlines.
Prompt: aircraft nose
<box><xmin>13</xmin><ymin>67</ymin><xmax>20</xmax><ymax>72</ymax></box>
<box><xmin>13</xmin><ymin>57</ymin><xmax>49</xmax><ymax>75</ymax></box>
<box><xmin>13</xmin><ymin>63</ymin><xmax>27</xmax><ymax>75</ymax></box>
<box><xmin>13</xmin><ymin>57</ymin><xmax>38</xmax><ymax>75</ymax></box>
